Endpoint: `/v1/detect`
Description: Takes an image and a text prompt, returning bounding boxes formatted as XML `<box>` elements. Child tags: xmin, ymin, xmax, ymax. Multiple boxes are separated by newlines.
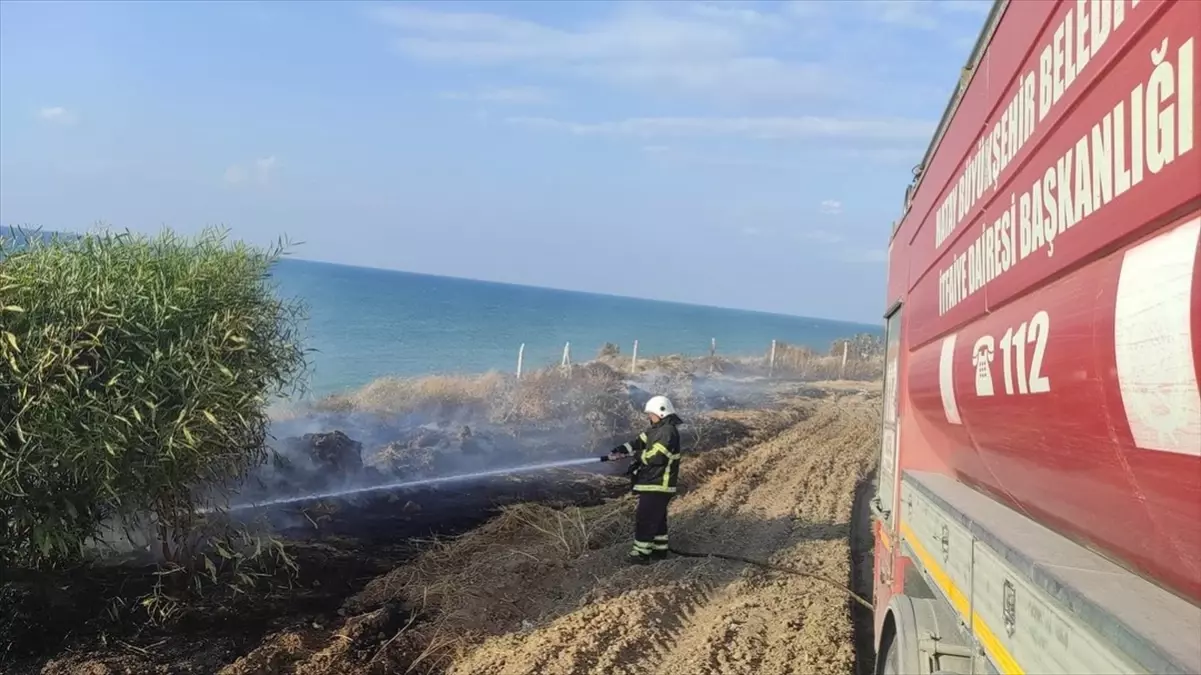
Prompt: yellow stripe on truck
<box><xmin>899</xmin><ymin>521</ymin><xmax>1024</xmax><ymax>675</ymax></box>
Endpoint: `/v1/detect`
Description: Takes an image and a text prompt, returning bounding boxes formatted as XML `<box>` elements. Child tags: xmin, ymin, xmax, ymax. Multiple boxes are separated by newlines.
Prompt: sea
<box><xmin>270</xmin><ymin>258</ymin><xmax>883</xmax><ymax>399</ymax></box>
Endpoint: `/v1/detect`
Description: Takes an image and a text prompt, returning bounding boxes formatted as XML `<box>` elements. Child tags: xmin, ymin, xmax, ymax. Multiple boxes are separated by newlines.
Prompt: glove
<box><xmin>607</xmin><ymin>446</ymin><xmax>630</xmax><ymax>462</ymax></box>
<box><xmin>625</xmin><ymin>460</ymin><xmax>642</xmax><ymax>492</ymax></box>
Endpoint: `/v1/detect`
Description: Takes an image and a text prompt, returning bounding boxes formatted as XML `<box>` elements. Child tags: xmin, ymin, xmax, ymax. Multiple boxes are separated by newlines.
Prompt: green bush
<box><xmin>0</xmin><ymin>227</ymin><xmax>308</xmax><ymax>568</ymax></box>
<box><xmin>597</xmin><ymin>342</ymin><xmax>621</xmax><ymax>359</ymax></box>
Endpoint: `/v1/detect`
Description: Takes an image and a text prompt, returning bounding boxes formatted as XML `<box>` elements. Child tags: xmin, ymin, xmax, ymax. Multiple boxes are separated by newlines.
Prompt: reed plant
<box><xmin>0</xmin><ymin>227</ymin><xmax>308</xmax><ymax>570</ymax></box>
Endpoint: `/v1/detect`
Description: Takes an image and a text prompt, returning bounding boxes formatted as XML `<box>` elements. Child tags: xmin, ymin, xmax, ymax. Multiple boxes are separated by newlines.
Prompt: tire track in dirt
<box><xmin>650</xmin><ymin>394</ymin><xmax>878</xmax><ymax>675</ymax></box>
<box><xmin>449</xmin><ymin>388</ymin><xmax>880</xmax><ymax>675</ymax></box>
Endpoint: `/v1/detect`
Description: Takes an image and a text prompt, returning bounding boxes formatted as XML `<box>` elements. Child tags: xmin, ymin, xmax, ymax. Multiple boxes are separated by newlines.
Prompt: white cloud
<box><xmin>840</xmin><ymin>248</ymin><xmax>889</xmax><ymax>263</ymax></box>
<box><xmin>368</xmin><ymin>4</ymin><xmax>830</xmax><ymax>101</ymax></box>
<box><xmin>371</xmin><ymin>5</ymin><xmax>744</xmax><ymax>63</ymax></box>
<box><xmin>865</xmin><ymin>1</ymin><xmax>940</xmax><ymax>30</ymax></box>
<box><xmin>37</xmin><ymin>106</ymin><xmax>77</xmax><ymax>125</ymax></box>
<box><xmin>507</xmin><ymin>115</ymin><xmax>933</xmax><ymax>141</ymax></box>
<box><xmin>939</xmin><ymin>0</ymin><xmax>993</xmax><ymax>15</ymax></box>
<box><xmin>779</xmin><ymin>0</ymin><xmax>838</xmax><ymax>21</ymax></box>
<box><xmin>589</xmin><ymin>57</ymin><xmax>826</xmax><ymax>101</ymax></box>
<box><xmin>441</xmin><ymin>85</ymin><xmax>553</xmax><ymax>104</ymax></box>
<box><xmin>839</xmin><ymin>146</ymin><xmax>925</xmax><ymax>165</ymax></box>
<box><xmin>799</xmin><ymin>229</ymin><xmax>844</xmax><ymax>244</ymax></box>
<box><xmin>640</xmin><ymin>145</ymin><xmax>816</xmax><ymax>170</ymax></box>
<box><xmin>859</xmin><ymin>0</ymin><xmax>991</xmax><ymax>30</ymax></box>
<box><xmin>223</xmin><ymin>165</ymin><xmax>249</xmax><ymax>184</ymax></box>
<box><xmin>224</xmin><ymin>155</ymin><xmax>279</xmax><ymax>186</ymax></box>
<box><xmin>688</xmin><ymin>2</ymin><xmax>792</xmax><ymax>30</ymax></box>
<box><xmin>786</xmin><ymin>0</ymin><xmax>987</xmax><ymax>32</ymax></box>
<box><xmin>819</xmin><ymin>199</ymin><xmax>843</xmax><ymax>215</ymax></box>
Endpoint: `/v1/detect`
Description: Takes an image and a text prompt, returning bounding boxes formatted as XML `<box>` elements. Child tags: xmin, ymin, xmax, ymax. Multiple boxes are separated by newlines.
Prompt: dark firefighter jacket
<box><xmin>618</xmin><ymin>415</ymin><xmax>682</xmax><ymax>494</ymax></box>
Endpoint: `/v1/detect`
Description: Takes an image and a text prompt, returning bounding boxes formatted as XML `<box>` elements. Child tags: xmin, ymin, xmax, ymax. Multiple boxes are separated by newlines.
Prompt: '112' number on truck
<box><xmin>973</xmin><ymin>310</ymin><xmax>1052</xmax><ymax>397</ymax></box>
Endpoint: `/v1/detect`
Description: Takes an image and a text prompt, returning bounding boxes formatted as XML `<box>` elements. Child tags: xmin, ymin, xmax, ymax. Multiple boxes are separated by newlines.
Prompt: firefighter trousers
<box><xmin>631</xmin><ymin>492</ymin><xmax>672</xmax><ymax>559</ymax></box>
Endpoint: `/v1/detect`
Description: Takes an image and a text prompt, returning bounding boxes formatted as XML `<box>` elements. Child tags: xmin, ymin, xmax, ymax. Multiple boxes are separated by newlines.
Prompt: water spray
<box><xmin>226</xmin><ymin>456</ymin><xmax>611</xmax><ymax>512</ymax></box>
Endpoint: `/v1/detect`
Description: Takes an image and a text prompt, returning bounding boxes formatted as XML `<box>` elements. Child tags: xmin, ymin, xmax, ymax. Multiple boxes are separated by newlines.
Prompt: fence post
<box><xmin>631</xmin><ymin>339</ymin><xmax>639</xmax><ymax>372</ymax></box>
<box><xmin>517</xmin><ymin>343</ymin><xmax>525</xmax><ymax>379</ymax></box>
<box><xmin>841</xmin><ymin>341</ymin><xmax>849</xmax><ymax>379</ymax></box>
<box><xmin>769</xmin><ymin>339</ymin><xmax>777</xmax><ymax>378</ymax></box>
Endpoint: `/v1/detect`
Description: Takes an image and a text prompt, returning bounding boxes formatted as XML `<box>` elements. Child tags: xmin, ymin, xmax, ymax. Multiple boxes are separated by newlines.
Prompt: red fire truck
<box><xmin>873</xmin><ymin>0</ymin><xmax>1200</xmax><ymax>673</ymax></box>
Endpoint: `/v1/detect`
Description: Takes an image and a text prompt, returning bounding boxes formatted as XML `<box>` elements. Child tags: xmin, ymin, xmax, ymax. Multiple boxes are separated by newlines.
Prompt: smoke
<box><xmin>222</xmin><ymin>364</ymin><xmax>782</xmax><ymax>515</ymax></box>
<box><xmin>79</xmin><ymin>365</ymin><xmax>781</xmax><ymax>563</ymax></box>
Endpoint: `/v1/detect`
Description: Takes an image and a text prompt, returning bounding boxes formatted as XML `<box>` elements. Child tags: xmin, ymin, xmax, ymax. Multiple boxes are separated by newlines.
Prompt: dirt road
<box><xmin>444</xmin><ymin>386</ymin><xmax>880</xmax><ymax>675</ymax></box>
<box><xmin>214</xmin><ymin>384</ymin><xmax>882</xmax><ymax>675</ymax></box>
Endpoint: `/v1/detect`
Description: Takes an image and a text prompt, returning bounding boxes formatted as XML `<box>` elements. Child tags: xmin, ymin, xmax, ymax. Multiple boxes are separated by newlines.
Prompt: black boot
<box><xmin>651</xmin><ymin>549</ymin><xmax>668</xmax><ymax>561</ymax></box>
<box><xmin>627</xmin><ymin>551</ymin><xmax>651</xmax><ymax>566</ymax></box>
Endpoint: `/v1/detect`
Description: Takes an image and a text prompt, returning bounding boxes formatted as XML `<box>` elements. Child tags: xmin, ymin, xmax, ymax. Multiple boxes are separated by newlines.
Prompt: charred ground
<box><xmin>6</xmin><ymin>355</ymin><xmax>881</xmax><ymax>675</ymax></box>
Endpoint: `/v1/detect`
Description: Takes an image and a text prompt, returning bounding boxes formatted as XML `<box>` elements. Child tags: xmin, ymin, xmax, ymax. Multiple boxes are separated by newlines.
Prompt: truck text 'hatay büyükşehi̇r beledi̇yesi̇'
<box><xmin>936</xmin><ymin>1</ymin><xmax>1196</xmax><ymax>317</ymax></box>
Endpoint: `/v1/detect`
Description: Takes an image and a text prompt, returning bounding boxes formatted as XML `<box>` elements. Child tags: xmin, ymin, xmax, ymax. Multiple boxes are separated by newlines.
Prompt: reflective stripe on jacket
<box><xmin>621</xmin><ymin>417</ymin><xmax>682</xmax><ymax>494</ymax></box>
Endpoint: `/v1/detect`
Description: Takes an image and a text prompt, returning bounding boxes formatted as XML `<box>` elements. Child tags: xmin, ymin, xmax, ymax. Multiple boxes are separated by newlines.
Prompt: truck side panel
<box><xmin>900</xmin><ymin>470</ymin><xmax>1200</xmax><ymax>674</ymax></box>
<box><xmin>910</xmin><ymin>0</ymin><xmax>1199</xmax><ymax>348</ymax></box>
<box><xmin>909</xmin><ymin>211</ymin><xmax>1201</xmax><ymax>601</ymax></box>
<box><xmin>891</xmin><ymin>0</ymin><xmax>1059</xmax><ymax>305</ymax></box>
<box><xmin>891</xmin><ymin>0</ymin><xmax>1201</xmax><ymax>604</ymax></box>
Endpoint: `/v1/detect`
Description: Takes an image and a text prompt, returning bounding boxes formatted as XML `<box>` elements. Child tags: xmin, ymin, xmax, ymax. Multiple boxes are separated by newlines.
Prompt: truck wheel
<box><xmin>877</xmin><ymin>629</ymin><xmax>901</xmax><ymax>675</ymax></box>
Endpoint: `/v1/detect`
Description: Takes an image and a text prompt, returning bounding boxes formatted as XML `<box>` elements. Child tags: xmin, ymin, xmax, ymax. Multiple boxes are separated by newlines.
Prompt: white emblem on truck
<box><xmin>973</xmin><ymin>335</ymin><xmax>997</xmax><ymax>397</ymax></box>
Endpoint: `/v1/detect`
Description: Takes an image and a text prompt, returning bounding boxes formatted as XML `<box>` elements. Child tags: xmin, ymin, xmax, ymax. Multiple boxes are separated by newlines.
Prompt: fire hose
<box><xmin>665</xmin><ymin>547</ymin><xmax>874</xmax><ymax>611</ymax></box>
<box><xmin>597</xmin><ymin>453</ymin><xmax>874</xmax><ymax>612</ymax></box>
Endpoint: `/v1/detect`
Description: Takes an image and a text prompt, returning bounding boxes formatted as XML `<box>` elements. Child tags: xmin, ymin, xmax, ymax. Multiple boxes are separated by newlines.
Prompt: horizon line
<box><xmin>286</xmin><ymin>255</ymin><xmax>883</xmax><ymax>330</ymax></box>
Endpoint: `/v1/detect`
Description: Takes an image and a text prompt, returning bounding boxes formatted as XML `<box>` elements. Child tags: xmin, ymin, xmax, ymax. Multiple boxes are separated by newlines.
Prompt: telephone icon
<box><xmin>973</xmin><ymin>335</ymin><xmax>995</xmax><ymax>397</ymax></box>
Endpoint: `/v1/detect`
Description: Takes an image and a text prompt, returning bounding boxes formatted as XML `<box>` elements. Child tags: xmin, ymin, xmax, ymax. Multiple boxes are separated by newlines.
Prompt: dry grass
<box><xmin>491</xmin><ymin>364</ymin><xmax>637</xmax><ymax>431</ymax></box>
<box><xmin>214</xmin><ymin>383</ymin><xmax>865</xmax><ymax>675</ymax></box>
<box><xmin>310</xmin><ymin>344</ymin><xmax>880</xmax><ymax>428</ymax></box>
<box><xmin>314</xmin><ymin>372</ymin><xmax>509</xmax><ymax>416</ymax></box>
<box><xmin>351</xmin><ymin>500</ymin><xmax>629</xmax><ymax>613</ymax></box>
<box><xmin>503</xmin><ymin>502</ymin><xmax>629</xmax><ymax>559</ymax></box>
<box><xmin>217</xmin><ymin>501</ymin><xmax>635</xmax><ymax>675</ymax></box>
<box><xmin>593</xmin><ymin>351</ymin><xmax>760</xmax><ymax>378</ymax></box>
<box><xmin>602</xmin><ymin>347</ymin><xmax>880</xmax><ymax>382</ymax></box>
<box><xmin>770</xmin><ymin>343</ymin><xmax>883</xmax><ymax>381</ymax></box>
<box><xmin>341</xmin><ymin>500</ymin><xmax>631</xmax><ymax>669</ymax></box>
<box><xmin>330</xmin><ymin>395</ymin><xmax>821</xmax><ymax>673</ymax></box>
<box><xmin>312</xmin><ymin>363</ymin><xmax>649</xmax><ymax>441</ymax></box>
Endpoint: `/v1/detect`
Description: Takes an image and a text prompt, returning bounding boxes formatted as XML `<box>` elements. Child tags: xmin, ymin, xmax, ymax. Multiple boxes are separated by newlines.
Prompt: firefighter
<box><xmin>608</xmin><ymin>395</ymin><xmax>682</xmax><ymax>565</ymax></box>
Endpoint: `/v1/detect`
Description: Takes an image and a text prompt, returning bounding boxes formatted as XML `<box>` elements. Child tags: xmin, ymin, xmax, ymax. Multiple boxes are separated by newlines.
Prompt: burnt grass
<box><xmin>3</xmin><ymin>369</ymin><xmax>798</xmax><ymax>673</ymax></box>
<box><xmin>3</xmin><ymin>470</ymin><xmax>631</xmax><ymax>674</ymax></box>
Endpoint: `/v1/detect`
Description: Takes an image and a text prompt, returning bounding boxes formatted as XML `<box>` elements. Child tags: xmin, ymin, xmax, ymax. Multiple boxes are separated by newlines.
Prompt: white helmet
<box><xmin>644</xmin><ymin>395</ymin><xmax>676</xmax><ymax>418</ymax></box>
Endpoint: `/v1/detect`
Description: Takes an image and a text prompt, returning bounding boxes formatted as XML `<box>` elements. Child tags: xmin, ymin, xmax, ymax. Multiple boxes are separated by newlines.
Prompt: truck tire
<box><xmin>878</xmin><ymin>628</ymin><xmax>902</xmax><ymax>675</ymax></box>
<box><xmin>879</xmin><ymin>596</ymin><xmax>922</xmax><ymax>674</ymax></box>
<box><xmin>880</xmin><ymin>594</ymin><xmax>975</xmax><ymax>674</ymax></box>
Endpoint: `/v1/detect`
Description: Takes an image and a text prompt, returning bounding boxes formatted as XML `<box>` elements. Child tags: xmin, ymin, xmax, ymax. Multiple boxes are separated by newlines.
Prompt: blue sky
<box><xmin>0</xmin><ymin>0</ymin><xmax>990</xmax><ymax>323</ymax></box>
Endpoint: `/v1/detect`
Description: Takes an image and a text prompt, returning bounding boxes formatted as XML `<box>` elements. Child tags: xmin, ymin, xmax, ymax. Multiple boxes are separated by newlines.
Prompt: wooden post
<box><xmin>517</xmin><ymin>343</ymin><xmax>525</xmax><ymax>379</ymax></box>
<box><xmin>841</xmin><ymin>341</ymin><xmax>849</xmax><ymax>379</ymax></box>
<box><xmin>769</xmin><ymin>339</ymin><xmax>777</xmax><ymax>378</ymax></box>
<box><xmin>631</xmin><ymin>339</ymin><xmax>639</xmax><ymax>372</ymax></box>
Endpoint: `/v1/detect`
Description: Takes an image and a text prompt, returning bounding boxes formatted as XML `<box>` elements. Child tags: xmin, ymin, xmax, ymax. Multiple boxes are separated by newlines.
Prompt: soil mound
<box><xmin>300</xmin><ymin>431</ymin><xmax>364</xmax><ymax>473</ymax></box>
